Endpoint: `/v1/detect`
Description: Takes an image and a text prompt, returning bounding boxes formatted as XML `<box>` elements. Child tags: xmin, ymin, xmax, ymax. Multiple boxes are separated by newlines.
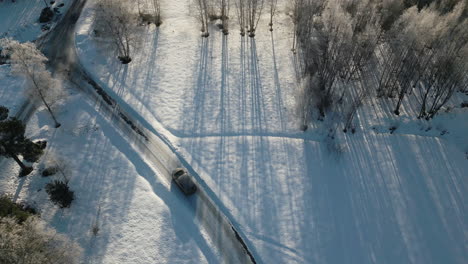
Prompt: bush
<box><xmin>0</xmin><ymin>195</ymin><xmax>36</xmax><ymax>223</ymax></box>
<box><xmin>0</xmin><ymin>216</ymin><xmax>82</xmax><ymax>264</ymax></box>
<box><xmin>39</xmin><ymin>7</ymin><xmax>54</xmax><ymax>23</ymax></box>
<box><xmin>118</xmin><ymin>55</ymin><xmax>132</xmax><ymax>64</ymax></box>
<box><xmin>42</xmin><ymin>166</ymin><xmax>59</xmax><ymax>177</ymax></box>
<box><xmin>21</xmin><ymin>139</ymin><xmax>45</xmax><ymax>163</ymax></box>
<box><xmin>139</xmin><ymin>13</ymin><xmax>161</xmax><ymax>26</ymax></box>
<box><xmin>0</xmin><ymin>105</ymin><xmax>8</xmax><ymax>120</ymax></box>
<box><xmin>45</xmin><ymin>180</ymin><xmax>74</xmax><ymax>208</ymax></box>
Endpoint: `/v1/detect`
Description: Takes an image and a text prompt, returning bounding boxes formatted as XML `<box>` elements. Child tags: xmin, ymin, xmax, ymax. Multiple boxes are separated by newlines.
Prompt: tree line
<box><xmin>292</xmin><ymin>0</ymin><xmax>468</xmax><ymax>131</ymax></box>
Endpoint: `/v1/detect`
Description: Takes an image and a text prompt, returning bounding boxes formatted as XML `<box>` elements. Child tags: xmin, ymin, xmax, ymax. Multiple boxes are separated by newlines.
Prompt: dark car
<box><xmin>172</xmin><ymin>168</ymin><xmax>197</xmax><ymax>195</ymax></box>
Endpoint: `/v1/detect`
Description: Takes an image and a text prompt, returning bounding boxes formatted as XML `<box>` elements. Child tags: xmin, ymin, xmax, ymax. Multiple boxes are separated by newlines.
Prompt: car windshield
<box><xmin>174</xmin><ymin>170</ymin><xmax>185</xmax><ymax>177</ymax></box>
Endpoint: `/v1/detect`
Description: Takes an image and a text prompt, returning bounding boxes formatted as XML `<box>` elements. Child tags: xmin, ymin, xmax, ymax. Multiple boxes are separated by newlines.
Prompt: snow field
<box><xmin>0</xmin><ymin>72</ymin><xmax>221</xmax><ymax>263</ymax></box>
<box><xmin>70</xmin><ymin>0</ymin><xmax>468</xmax><ymax>263</ymax></box>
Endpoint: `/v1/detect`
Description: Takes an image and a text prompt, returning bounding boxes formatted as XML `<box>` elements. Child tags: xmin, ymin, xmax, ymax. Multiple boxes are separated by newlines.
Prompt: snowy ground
<box><xmin>0</xmin><ymin>0</ymin><xmax>72</xmax><ymax>42</ymax></box>
<box><xmin>0</xmin><ymin>65</ymin><xmax>27</xmax><ymax>114</ymax></box>
<box><xmin>0</xmin><ymin>72</ymin><xmax>222</xmax><ymax>263</ymax></box>
<box><xmin>74</xmin><ymin>0</ymin><xmax>468</xmax><ymax>263</ymax></box>
<box><xmin>0</xmin><ymin>0</ymin><xmax>466</xmax><ymax>263</ymax></box>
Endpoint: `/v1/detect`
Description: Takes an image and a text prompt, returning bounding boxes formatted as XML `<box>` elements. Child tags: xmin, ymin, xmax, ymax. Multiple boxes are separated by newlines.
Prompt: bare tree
<box><xmin>293</xmin><ymin>0</ymin><xmax>381</xmax><ymax>125</ymax></box>
<box><xmin>95</xmin><ymin>0</ymin><xmax>138</xmax><ymax>64</ymax></box>
<box><xmin>235</xmin><ymin>0</ymin><xmax>247</xmax><ymax>36</ymax></box>
<box><xmin>235</xmin><ymin>0</ymin><xmax>265</xmax><ymax>37</ymax></box>
<box><xmin>267</xmin><ymin>0</ymin><xmax>277</xmax><ymax>31</ymax></box>
<box><xmin>246</xmin><ymin>0</ymin><xmax>265</xmax><ymax>37</ymax></box>
<box><xmin>379</xmin><ymin>2</ymin><xmax>468</xmax><ymax>118</ymax></box>
<box><xmin>0</xmin><ymin>39</ymin><xmax>61</xmax><ymax>128</ymax></box>
<box><xmin>195</xmin><ymin>0</ymin><xmax>212</xmax><ymax>37</ymax></box>
<box><xmin>220</xmin><ymin>0</ymin><xmax>230</xmax><ymax>35</ymax></box>
<box><xmin>137</xmin><ymin>0</ymin><xmax>162</xmax><ymax>26</ymax></box>
<box><xmin>152</xmin><ymin>0</ymin><xmax>162</xmax><ymax>26</ymax></box>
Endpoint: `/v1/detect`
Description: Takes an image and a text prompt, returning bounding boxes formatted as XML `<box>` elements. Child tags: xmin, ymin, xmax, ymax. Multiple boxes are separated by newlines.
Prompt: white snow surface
<box><xmin>74</xmin><ymin>0</ymin><xmax>468</xmax><ymax>263</ymax></box>
<box><xmin>0</xmin><ymin>78</ymin><xmax>220</xmax><ymax>263</ymax></box>
<box><xmin>0</xmin><ymin>0</ymin><xmax>465</xmax><ymax>263</ymax></box>
<box><xmin>0</xmin><ymin>0</ymin><xmax>71</xmax><ymax>42</ymax></box>
<box><xmin>0</xmin><ymin>65</ymin><xmax>27</xmax><ymax>114</ymax></box>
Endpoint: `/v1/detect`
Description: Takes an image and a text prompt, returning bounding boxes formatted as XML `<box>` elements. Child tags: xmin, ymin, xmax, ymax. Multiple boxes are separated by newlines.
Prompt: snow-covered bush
<box><xmin>0</xmin><ymin>216</ymin><xmax>82</xmax><ymax>264</ymax></box>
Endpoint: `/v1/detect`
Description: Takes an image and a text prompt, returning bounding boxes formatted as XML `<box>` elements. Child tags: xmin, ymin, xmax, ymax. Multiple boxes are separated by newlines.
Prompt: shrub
<box><xmin>0</xmin><ymin>216</ymin><xmax>82</xmax><ymax>264</ymax></box>
<box><xmin>0</xmin><ymin>195</ymin><xmax>36</xmax><ymax>223</ymax></box>
<box><xmin>21</xmin><ymin>139</ymin><xmax>45</xmax><ymax>163</ymax></box>
<box><xmin>39</xmin><ymin>7</ymin><xmax>54</xmax><ymax>23</ymax></box>
<box><xmin>42</xmin><ymin>166</ymin><xmax>59</xmax><ymax>177</ymax></box>
<box><xmin>45</xmin><ymin>180</ymin><xmax>74</xmax><ymax>208</ymax></box>
<box><xmin>139</xmin><ymin>13</ymin><xmax>161</xmax><ymax>26</ymax></box>
<box><xmin>0</xmin><ymin>105</ymin><xmax>8</xmax><ymax>120</ymax></box>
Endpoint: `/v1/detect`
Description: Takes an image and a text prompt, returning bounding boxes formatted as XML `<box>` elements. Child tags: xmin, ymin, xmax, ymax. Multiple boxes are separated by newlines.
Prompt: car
<box><xmin>172</xmin><ymin>168</ymin><xmax>197</xmax><ymax>195</ymax></box>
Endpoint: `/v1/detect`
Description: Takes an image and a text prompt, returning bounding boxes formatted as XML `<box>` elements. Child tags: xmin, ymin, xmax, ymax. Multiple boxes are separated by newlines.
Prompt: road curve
<box><xmin>40</xmin><ymin>1</ymin><xmax>259</xmax><ymax>263</ymax></box>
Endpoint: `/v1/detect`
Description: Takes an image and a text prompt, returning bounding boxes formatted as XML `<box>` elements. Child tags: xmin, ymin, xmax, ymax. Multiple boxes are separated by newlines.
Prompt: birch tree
<box><xmin>152</xmin><ymin>0</ymin><xmax>162</xmax><ymax>26</ymax></box>
<box><xmin>268</xmin><ymin>0</ymin><xmax>278</xmax><ymax>31</ymax></box>
<box><xmin>196</xmin><ymin>0</ymin><xmax>211</xmax><ymax>37</ymax></box>
<box><xmin>246</xmin><ymin>0</ymin><xmax>265</xmax><ymax>37</ymax></box>
<box><xmin>219</xmin><ymin>0</ymin><xmax>230</xmax><ymax>35</ymax></box>
<box><xmin>380</xmin><ymin>2</ymin><xmax>468</xmax><ymax>118</ymax></box>
<box><xmin>0</xmin><ymin>39</ymin><xmax>61</xmax><ymax>128</ymax></box>
<box><xmin>235</xmin><ymin>0</ymin><xmax>247</xmax><ymax>36</ymax></box>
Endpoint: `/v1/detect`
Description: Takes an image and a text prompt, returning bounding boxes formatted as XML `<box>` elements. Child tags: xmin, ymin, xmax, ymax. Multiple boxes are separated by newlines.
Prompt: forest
<box><xmin>291</xmin><ymin>0</ymin><xmax>467</xmax><ymax>131</ymax></box>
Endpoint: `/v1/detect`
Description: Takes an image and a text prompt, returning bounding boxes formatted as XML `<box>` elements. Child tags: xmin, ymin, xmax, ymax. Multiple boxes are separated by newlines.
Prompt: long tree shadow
<box><xmin>214</xmin><ymin>34</ymin><xmax>229</xmax><ymax>188</ymax></box>
<box><xmin>186</xmin><ymin>37</ymin><xmax>212</xmax><ymax>135</ymax></box>
<box><xmin>248</xmin><ymin>38</ymin><xmax>266</xmax><ymax>133</ymax></box>
<box><xmin>239</xmin><ymin>36</ymin><xmax>248</xmax><ymax>134</ymax></box>
<box><xmin>134</xmin><ymin>26</ymin><xmax>160</xmax><ymax>114</ymax></box>
<box><xmin>181</xmin><ymin>37</ymin><xmax>213</xmax><ymax>167</ymax></box>
<box><xmin>270</xmin><ymin>31</ymin><xmax>286</xmax><ymax>132</ymax></box>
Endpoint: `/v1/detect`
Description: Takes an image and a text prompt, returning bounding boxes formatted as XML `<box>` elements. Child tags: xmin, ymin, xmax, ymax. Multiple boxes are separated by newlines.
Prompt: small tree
<box><xmin>45</xmin><ymin>180</ymin><xmax>74</xmax><ymax>208</ymax></box>
<box><xmin>235</xmin><ymin>0</ymin><xmax>246</xmax><ymax>36</ymax></box>
<box><xmin>267</xmin><ymin>0</ymin><xmax>278</xmax><ymax>31</ymax></box>
<box><xmin>246</xmin><ymin>0</ymin><xmax>265</xmax><ymax>37</ymax></box>
<box><xmin>152</xmin><ymin>0</ymin><xmax>162</xmax><ymax>26</ymax></box>
<box><xmin>95</xmin><ymin>0</ymin><xmax>139</xmax><ymax>64</ymax></box>
<box><xmin>0</xmin><ymin>108</ymin><xmax>44</xmax><ymax>176</ymax></box>
<box><xmin>196</xmin><ymin>0</ymin><xmax>212</xmax><ymax>37</ymax></box>
<box><xmin>0</xmin><ymin>39</ymin><xmax>61</xmax><ymax>128</ymax></box>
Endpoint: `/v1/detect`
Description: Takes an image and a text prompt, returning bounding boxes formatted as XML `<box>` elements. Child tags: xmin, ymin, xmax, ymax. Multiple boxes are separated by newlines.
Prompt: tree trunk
<box><xmin>11</xmin><ymin>153</ymin><xmax>27</xmax><ymax>170</ymax></box>
<box><xmin>32</xmin><ymin>78</ymin><xmax>61</xmax><ymax>128</ymax></box>
<box><xmin>2</xmin><ymin>143</ymin><xmax>33</xmax><ymax>176</ymax></box>
<box><xmin>40</xmin><ymin>92</ymin><xmax>61</xmax><ymax>128</ymax></box>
